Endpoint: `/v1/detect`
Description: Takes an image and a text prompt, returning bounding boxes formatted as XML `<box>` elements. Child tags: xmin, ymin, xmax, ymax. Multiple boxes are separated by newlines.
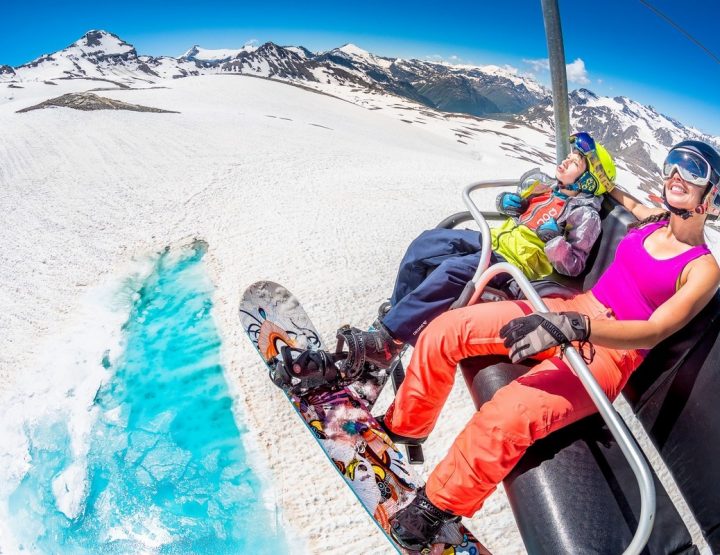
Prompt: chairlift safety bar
<box><xmin>457</xmin><ymin>180</ymin><xmax>656</xmax><ymax>555</ymax></box>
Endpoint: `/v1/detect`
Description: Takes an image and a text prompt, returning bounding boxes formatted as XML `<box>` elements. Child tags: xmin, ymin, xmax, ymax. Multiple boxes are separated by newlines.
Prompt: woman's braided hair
<box><xmin>628</xmin><ymin>211</ymin><xmax>670</xmax><ymax>229</ymax></box>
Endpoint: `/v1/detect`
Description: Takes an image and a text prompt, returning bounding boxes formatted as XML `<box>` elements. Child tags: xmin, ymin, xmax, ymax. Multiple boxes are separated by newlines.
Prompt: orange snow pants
<box><xmin>384</xmin><ymin>292</ymin><xmax>644</xmax><ymax>517</ymax></box>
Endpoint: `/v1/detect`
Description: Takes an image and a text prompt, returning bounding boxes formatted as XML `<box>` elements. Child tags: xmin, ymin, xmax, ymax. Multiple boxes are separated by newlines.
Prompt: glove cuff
<box><xmin>496</xmin><ymin>192</ymin><xmax>507</xmax><ymax>214</ymax></box>
<box><xmin>560</xmin><ymin>311</ymin><xmax>591</xmax><ymax>341</ymax></box>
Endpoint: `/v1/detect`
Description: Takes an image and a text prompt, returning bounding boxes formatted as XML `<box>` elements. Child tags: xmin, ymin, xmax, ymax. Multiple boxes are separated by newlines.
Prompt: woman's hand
<box><xmin>500</xmin><ymin>311</ymin><xmax>590</xmax><ymax>362</ymax></box>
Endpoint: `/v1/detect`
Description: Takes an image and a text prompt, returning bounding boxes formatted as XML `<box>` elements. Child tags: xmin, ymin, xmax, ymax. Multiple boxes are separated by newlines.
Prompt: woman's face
<box><xmin>664</xmin><ymin>170</ymin><xmax>708</xmax><ymax>210</ymax></box>
<box><xmin>556</xmin><ymin>151</ymin><xmax>587</xmax><ymax>186</ymax></box>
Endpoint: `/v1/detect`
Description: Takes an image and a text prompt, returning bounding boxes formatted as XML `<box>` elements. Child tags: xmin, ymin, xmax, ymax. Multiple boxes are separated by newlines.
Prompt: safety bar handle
<box><xmin>456</xmin><ymin>180</ymin><xmax>656</xmax><ymax>555</ymax></box>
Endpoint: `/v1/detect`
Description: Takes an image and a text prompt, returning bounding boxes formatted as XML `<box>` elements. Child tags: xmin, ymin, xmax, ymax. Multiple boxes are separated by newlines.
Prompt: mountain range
<box><xmin>3</xmin><ymin>29</ymin><xmax>718</xmax><ymax>190</ymax></box>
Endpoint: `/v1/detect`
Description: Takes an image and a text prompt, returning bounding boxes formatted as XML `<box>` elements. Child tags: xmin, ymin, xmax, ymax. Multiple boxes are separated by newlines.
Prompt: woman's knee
<box><xmin>481</xmin><ymin>384</ymin><xmax>555</xmax><ymax>444</ymax></box>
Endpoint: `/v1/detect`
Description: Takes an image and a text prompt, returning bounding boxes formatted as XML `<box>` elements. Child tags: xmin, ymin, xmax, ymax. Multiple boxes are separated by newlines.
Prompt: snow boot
<box><xmin>336</xmin><ymin>322</ymin><xmax>403</xmax><ymax>376</ymax></box>
<box><xmin>375</xmin><ymin>414</ymin><xmax>427</xmax><ymax>446</ymax></box>
<box><xmin>377</xmin><ymin>300</ymin><xmax>392</xmax><ymax>321</ymax></box>
<box><xmin>270</xmin><ymin>346</ymin><xmax>349</xmax><ymax>394</ymax></box>
<box><xmin>390</xmin><ymin>487</ymin><xmax>461</xmax><ymax>552</ymax></box>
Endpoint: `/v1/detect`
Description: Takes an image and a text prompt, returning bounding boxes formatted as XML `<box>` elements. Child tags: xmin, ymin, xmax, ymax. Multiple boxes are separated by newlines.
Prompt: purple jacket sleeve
<box><xmin>544</xmin><ymin>201</ymin><xmax>602</xmax><ymax>277</ymax></box>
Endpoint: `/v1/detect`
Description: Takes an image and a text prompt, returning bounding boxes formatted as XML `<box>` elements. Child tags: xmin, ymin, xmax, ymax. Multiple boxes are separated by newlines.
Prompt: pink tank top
<box><xmin>592</xmin><ymin>221</ymin><xmax>711</xmax><ymax>321</ymax></box>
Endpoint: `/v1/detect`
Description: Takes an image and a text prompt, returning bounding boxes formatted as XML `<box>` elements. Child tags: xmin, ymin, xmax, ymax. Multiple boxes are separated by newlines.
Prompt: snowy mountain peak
<box><xmin>338</xmin><ymin>43</ymin><xmax>371</xmax><ymax>58</ymax></box>
<box><xmin>180</xmin><ymin>45</ymin><xmax>252</xmax><ymax>63</ymax></box>
<box><xmin>570</xmin><ymin>88</ymin><xmax>599</xmax><ymax>105</ymax></box>
<box><xmin>284</xmin><ymin>46</ymin><xmax>313</xmax><ymax>59</ymax></box>
<box><xmin>71</xmin><ymin>30</ymin><xmax>135</xmax><ymax>57</ymax></box>
<box><xmin>256</xmin><ymin>41</ymin><xmax>286</xmax><ymax>54</ymax></box>
<box><xmin>323</xmin><ymin>43</ymin><xmax>393</xmax><ymax>69</ymax></box>
<box><xmin>12</xmin><ymin>29</ymin><xmax>202</xmax><ymax>82</ymax></box>
<box><xmin>181</xmin><ymin>45</ymin><xmax>201</xmax><ymax>59</ymax></box>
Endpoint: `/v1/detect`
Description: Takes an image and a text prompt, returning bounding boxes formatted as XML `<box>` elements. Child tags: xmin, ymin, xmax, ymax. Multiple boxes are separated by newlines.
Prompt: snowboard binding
<box><xmin>336</xmin><ymin>323</ymin><xmax>403</xmax><ymax>375</ymax></box>
<box><xmin>270</xmin><ymin>321</ymin><xmax>402</xmax><ymax>394</ymax></box>
<box><xmin>271</xmin><ymin>345</ymin><xmax>356</xmax><ymax>394</ymax></box>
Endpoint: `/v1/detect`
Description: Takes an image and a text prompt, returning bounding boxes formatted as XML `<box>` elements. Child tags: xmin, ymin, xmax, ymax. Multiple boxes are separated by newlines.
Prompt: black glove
<box><xmin>499</xmin><ymin>311</ymin><xmax>590</xmax><ymax>363</ymax></box>
<box><xmin>496</xmin><ymin>192</ymin><xmax>528</xmax><ymax>217</ymax></box>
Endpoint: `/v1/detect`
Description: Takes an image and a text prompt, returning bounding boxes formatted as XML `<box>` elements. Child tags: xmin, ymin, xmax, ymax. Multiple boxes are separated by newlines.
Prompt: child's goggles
<box><xmin>662</xmin><ymin>147</ymin><xmax>718</xmax><ymax>187</ymax></box>
<box><xmin>569</xmin><ymin>131</ymin><xmax>596</xmax><ymax>156</ymax></box>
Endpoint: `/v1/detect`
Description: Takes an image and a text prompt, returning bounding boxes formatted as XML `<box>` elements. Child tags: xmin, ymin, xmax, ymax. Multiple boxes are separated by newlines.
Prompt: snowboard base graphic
<box><xmin>240</xmin><ymin>280</ymin><xmax>490</xmax><ymax>554</ymax></box>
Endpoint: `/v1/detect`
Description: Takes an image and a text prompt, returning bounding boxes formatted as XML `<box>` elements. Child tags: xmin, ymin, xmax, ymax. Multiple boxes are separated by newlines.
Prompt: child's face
<box><xmin>556</xmin><ymin>151</ymin><xmax>587</xmax><ymax>186</ymax></box>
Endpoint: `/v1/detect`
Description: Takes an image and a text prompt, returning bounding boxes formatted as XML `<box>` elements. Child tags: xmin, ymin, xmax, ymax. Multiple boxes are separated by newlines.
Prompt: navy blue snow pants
<box><xmin>381</xmin><ymin>228</ymin><xmax>507</xmax><ymax>345</ymax></box>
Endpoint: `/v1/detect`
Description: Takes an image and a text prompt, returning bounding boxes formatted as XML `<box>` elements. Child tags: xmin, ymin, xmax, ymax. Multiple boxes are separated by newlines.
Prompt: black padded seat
<box><xmin>624</xmin><ymin>293</ymin><xmax>720</xmax><ymax>552</ymax></box>
<box><xmin>461</xmin><ymin>361</ymin><xmax>698</xmax><ymax>555</ymax></box>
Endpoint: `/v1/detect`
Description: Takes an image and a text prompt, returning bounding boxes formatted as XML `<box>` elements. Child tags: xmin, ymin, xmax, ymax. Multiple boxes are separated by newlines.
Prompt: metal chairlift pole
<box><xmin>541</xmin><ymin>0</ymin><xmax>571</xmax><ymax>163</ymax></box>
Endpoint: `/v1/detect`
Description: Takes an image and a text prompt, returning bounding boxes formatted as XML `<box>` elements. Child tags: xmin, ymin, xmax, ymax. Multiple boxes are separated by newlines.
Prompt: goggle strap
<box><xmin>576</xmin><ymin>172</ymin><xmax>598</xmax><ymax>194</ymax></box>
<box><xmin>706</xmin><ymin>183</ymin><xmax>720</xmax><ymax>216</ymax></box>
<box><xmin>584</xmin><ymin>150</ymin><xmax>613</xmax><ymax>193</ymax></box>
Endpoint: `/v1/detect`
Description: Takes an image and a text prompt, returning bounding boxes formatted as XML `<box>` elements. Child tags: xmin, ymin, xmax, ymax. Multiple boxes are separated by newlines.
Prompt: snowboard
<box><xmin>239</xmin><ymin>280</ymin><xmax>491</xmax><ymax>555</ymax></box>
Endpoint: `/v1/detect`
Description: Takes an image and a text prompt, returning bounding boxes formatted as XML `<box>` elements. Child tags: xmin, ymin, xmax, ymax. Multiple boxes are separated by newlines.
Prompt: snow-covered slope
<box><xmin>0</xmin><ymin>73</ymin><xmax>560</xmax><ymax>555</ymax></box>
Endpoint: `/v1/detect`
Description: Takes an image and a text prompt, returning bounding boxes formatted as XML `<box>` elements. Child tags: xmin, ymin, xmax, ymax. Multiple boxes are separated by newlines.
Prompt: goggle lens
<box><xmin>662</xmin><ymin>148</ymin><xmax>711</xmax><ymax>186</ymax></box>
<box><xmin>570</xmin><ymin>132</ymin><xmax>596</xmax><ymax>155</ymax></box>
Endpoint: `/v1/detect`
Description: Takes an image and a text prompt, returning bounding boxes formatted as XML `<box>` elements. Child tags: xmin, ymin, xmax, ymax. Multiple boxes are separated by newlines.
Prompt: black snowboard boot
<box><xmin>390</xmin><ymin>487</ymin><xmax>460</xmax><ymax>552</ymax></box>
<box><xmin>336</xmin><ymin>322</ymin><xmax>403</xmax><ymax>376</ymax></box>
<box><xmin>375</xmin><ymin>414</ymin><xmax>427</xmax><ymax>445</ymax></box>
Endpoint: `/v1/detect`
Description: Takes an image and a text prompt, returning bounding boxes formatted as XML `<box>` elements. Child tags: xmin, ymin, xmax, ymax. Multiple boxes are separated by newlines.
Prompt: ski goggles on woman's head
<box><xmin>569</xmin><ymin>132</ymin><xmax>596</xmax><ymax>155</ymax></box>
<box><xmin>662</xmin><ymin>147</ymin><xmax>718</xmax><ymax>187</ymax></box>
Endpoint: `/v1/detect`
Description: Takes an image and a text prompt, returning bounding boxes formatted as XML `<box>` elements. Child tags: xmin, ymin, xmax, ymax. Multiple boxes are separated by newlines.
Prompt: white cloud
<box><xmin>566</xmin><ymin>58</ymin><xmax>590</xmax><ymax>85</ymax></box>
<box><xmin>498</xmin><ymin>64</ymin><xmax>519</xmax><ymax>75</ymax></box>
<box><xmin>523</xmin><ymin>58</ymin><xmax>550</xmax><ymax>73</ymax></box>
<box><xmin>523</xmin><ymin>57</ymin><xmax>590</xmax><ymax>86</ymax></box>
<box><xmin>424</xmin><ymin>54</ymin><xmax>462</xmax><ymax>65</ymax></box>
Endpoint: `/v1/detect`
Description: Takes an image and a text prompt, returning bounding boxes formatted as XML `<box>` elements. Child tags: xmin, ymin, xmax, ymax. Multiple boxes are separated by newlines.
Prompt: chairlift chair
<box><xmin>419</xmin><ymin>179</ymin><xmax>720</xmax><ymax>554</ymax></box>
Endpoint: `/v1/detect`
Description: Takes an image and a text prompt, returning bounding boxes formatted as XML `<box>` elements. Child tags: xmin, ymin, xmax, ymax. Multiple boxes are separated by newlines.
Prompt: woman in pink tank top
<box><xmin>382</xmin><ymin>140</ymin><xmax>720</xmax><ymax>551</ymax></box>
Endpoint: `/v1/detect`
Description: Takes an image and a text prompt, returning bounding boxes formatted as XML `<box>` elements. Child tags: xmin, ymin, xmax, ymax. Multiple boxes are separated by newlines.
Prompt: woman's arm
<box><xmin>609</xmin><ymin>187</ymin><xmax>664</xmax><ymax>221</ymax></box>
<box><xmin>590</xmin><ymin>256</ymin><xmax>720</xmax><ymax>349</ymax></box>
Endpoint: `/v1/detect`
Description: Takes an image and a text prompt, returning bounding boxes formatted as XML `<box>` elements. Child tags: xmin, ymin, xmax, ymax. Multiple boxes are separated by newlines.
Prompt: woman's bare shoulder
<box><xmin>691</xmin><ymin>252</ymin><xmax>720</xmax><ymax>279</ymax></box>
<box><xmin>683</xmin><ymin>253</ymin><xmax>720</xmax><ymax>299</ymax></box>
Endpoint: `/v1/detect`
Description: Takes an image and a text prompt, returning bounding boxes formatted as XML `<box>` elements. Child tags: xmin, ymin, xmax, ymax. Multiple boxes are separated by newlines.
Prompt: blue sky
<box><xmin>4</xmin><ymin>0</ymin><xmax>720</xmax><ymax>135</ymax></box>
